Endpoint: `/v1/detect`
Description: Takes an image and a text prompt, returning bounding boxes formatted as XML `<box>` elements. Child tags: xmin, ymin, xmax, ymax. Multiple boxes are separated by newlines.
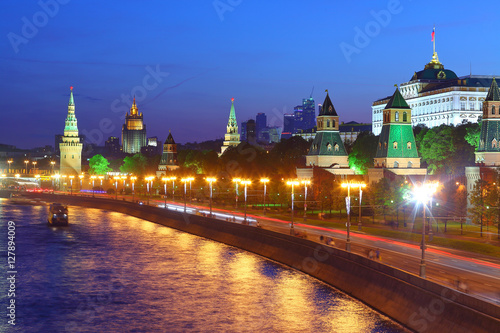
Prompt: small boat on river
<box><xmin>48</xmin><ymin>203</ymin><xmax>68</xmax><ymax>226</ymax></box>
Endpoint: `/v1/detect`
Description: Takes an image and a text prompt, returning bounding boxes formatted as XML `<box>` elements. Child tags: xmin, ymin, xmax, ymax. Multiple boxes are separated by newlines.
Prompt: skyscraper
<box><xmin>256</xmin><ymin>113</ymin><xmax>267</xmax><ymax>141</ymax></box>
<box><xmin>241</xmin><ymin>121</ymin><xmax>248</xmax><ymax>141</ymax></box>
<box><xmin>220</xmin><ymin>98</ymin><xmax>241</xmax><ymax>155</ymax></box>
<box><xmin>122</xmin><ymin>97</ymin><xmax>147</xmax><ymax>154</ymax></box>
<box><xmin>59</xmin><ymin>86</ymin><xmax>83</xmax><ymax>175</ymax></box>
<box><xmin>293</xmin><ymin>105</ymin><xmax>303</xmax><ymax>133</ymax></box>
<box><xmin>302</xmin><ymin>97</ymin><xmax>316</xmax><ymax>131</ymax></box>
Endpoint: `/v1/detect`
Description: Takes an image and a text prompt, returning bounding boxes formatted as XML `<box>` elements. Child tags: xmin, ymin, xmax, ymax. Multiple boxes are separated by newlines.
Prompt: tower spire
<box><xmin>68</xmin><ymin>86</ymin><xmax>74</xmax><ymax>106</ymax></box>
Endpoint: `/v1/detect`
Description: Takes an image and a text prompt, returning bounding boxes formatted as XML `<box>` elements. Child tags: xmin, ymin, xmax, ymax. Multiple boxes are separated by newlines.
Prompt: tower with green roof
<box><xmin>374</xmin><ymin>87</ymin><xmax>421</xmax><ymax>169</ymax></box>
<box><xmin>306</xmin><ymin>91</ymin><xmax>349</xmax><ymax>168</ymax></box>
<box><xmin>220</xmin><ymin>97</ymin><xmax>241</xmax><ymax>155</ymax></box>
<box><xmin>475</xmin><ymin>78</ymin><xmax>500</xmax><ymax>165</ymax></box>
<box><xmin>157</xmin><ymin>130</ymin><xmax>179</xmax><ymax>176</ymax></box>
<box><xmin>59</xmin><ymin>86</ymin><xmax>83</xmax><ymax>175</ymax></box>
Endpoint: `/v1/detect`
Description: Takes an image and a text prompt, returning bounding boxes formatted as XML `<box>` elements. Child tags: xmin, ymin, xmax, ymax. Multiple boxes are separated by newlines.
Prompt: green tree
<box><xmin>464</xmin><ymin>121</ymin><xmax>481</xmax><ymax>150</ymax></box>
<box><xmin>88</xmin><ymin>154</ymin><xmax>112</xmax><ymax>175</ymax></box>
<box><xmin>120</xmin><ymin>153</ymin><xmax>147</xmax><ymax>176</ymax></box>
<box><xmin>348</xmin><ymin>132</ymin><xmax>378</xmax><ymax>174</ymax></box>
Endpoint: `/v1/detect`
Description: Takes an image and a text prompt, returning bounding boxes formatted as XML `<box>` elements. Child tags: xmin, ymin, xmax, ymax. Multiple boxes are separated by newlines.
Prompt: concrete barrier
<box><xmin>24</xmin><ymin>194</ymin><xmax>500</xmax><ymax>332</ymax></box>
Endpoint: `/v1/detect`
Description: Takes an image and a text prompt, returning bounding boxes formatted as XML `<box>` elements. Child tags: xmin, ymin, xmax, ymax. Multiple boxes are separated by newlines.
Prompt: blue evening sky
<box><xmin>1</xmin><ymin>0</ymin><xmax>499</xmax><ymax>148</ymax></box>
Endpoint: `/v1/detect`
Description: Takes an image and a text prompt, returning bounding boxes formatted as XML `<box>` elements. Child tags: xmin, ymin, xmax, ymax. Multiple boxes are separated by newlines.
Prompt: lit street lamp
<box><xmin>91</xmin><ymin>176</ymin><xmax>96</xmax><ymax>197</ymax></box>
<box><xmin>413</xmin><ymin>182</ymin><xmax>439</xmax><ymax>279</ymax></box>
<box><xmin>260</xmin><ymin>178</ymin><xmax>269</xmax><ymax>215</ymax></box>
<box><xmin>98</xmin><ymin>175</ymin><xmax>104</xmax><ymax>186</ymax></box>
<box><xmin>52</xmin><ymin>174</ymin><xmax>60</xmax><ymax>193</ymax></box>
<box><xmin>181</xmin><ymin>177</ymin><xmax>194</xmax><ymax>212</ymax></box>
<box><xmin>114</xmin><ymin>176</ymin><xmax>119</xmax><ymax>200</ymax></box>
<box><xmin>206</xmin><ymin>177</ymin><xmax>217</xmax><ymax>217</ymax></box>
<box><xmin>131</xmin><ymin>176</ymin><xmax>137</xmax><ymax>202</ymax></box>
<box><xmin>301</xmin><ymin>180</ymin><xmax>311</xmax><ymax>222</ymax></box>
<box><xmin>69</xmin><ymin>175</ymin><xmax>74</xmax><ymax>196</ymax></box>
<box><xmin>24</xmin><ymin>160</ymin><xmax>29</xmax><ymax>174</ymax></box>
<box><xmin>232</xmin><ymin>178</ymin><xmax>241</xmax><ymax>209</ymax></box>
<box><xmin>50</xmin><ymin>161</ymin><xmax>55</xmax><ymax>174</ymax></box>
<box><xmin>240</xmin><ymin>180</ymin><xmax>251</xmax><ymax>223</ymax></box>
<box><xmin>341</xmin><ymin>181</ymin><xmax>366</xmax><ymax>252</ymax></box>
<box><xmin>79</xmin><ymin>174</ymin><xmax>84</xmax><ymax>192</ymax></box>
<box><xmin>32</xmin><ymin>161</ymin><xmax>37</xmax><ymax>174</ymax></box>
<box><xmin>8</xmin><ymin>159</ymin><xmax>13</xmax><ymax>174</ymax></box>
<box><xmin>145</xmin><ymin>176</ymin><xmax>154</xmax><ymax>205</ymax></box>
<box><xmin>162</xmin><ymin>177</ymin><xmax>169</xmax><ymax>208</ymax></box>
<box><xmin>286</xmin><ymin>180</ymin><xmax>300</xmax><ymax>235</ymax></box>
<box><xmin>171</xmin><ymin>176</ymin><xmax>176</xmax><ymax>201</ymax></box>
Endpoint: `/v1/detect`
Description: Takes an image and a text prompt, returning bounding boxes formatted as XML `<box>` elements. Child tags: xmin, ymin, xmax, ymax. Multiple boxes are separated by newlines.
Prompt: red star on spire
<box><xmin>231</xmin><ymin>97</ymin><xmax>234</xmax><ymax>102</ymax></box>
<box><xmin>70</xmin><ymin>86</ymin><xmax>73</xmax><ymax>91</ymax></box>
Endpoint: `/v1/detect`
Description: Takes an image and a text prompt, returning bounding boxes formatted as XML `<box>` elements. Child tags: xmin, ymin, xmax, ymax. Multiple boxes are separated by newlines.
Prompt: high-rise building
<box><xmin>268</xmin><ymin>126</ymin><xmax>282</xmax><ymax>143</ymax></box>
<box><xmin>306</xmin><ymin>91</ymin><xmax>349</xmax><ymax>168</ymax></box>
<box><xmin>59</xmin><ymin>86</ymin><xmax>83</xmax><ymax>175</ymax></box>
<box><xmin>122</xmin><ymin>97</ymin><xmax>147</xmax><ymax>154</ymax></box>
<box><xmin>105</xmin><ymin>136</ymin><xmax>121</xmax><ymax>155</ymax></box>
<box><xmin>141</xmin><ymin>136</ymin><xmax>162</xmax><ymax>156</ymax></box>
<box><xmin>220</xmin><ymin>98</ymin><xmax>241</xmax><ymax>155</ymax></box>
<box><xmin>157</xmin><ymin>131</ymin><xmax>179</xmax><ymax>176</ymax></box>
<box><xmin>302</xmin><ymin>97</ymin><xmax>316</xmax><ymax>131</ymax></box>
<box><xmin>256</xmin><ymin>113</ymin><xmax>267</xmax><ymax>141</ymax></box>
<box><xmin>293</xmin><ymin>106</ymin><xmax>303</xmax><ymax>133</ymax></box>
<box><xmin>241</xmin><ymin>121</ymin><xmax>248</xmax><ymax>141</ymax></box>
<box><xmin>246</xmin><ymin>119</ymin><xmax>256</xmax><ymax>145</ymax></box>
<box><xmin>281</xmin><ymin>113</ymin><xmax>295</xmax><ymax>139</ymax></box>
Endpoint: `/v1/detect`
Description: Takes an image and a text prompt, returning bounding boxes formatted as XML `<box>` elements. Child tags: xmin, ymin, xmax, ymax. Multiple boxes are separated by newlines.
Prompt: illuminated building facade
<box><xmin>122</xmin><ymin>97</ymin><xmax>147</xmax><ymax>154</ymax></box>
<box><xmin>220</xmin><ymin>98</ymin><xmax>240</xmax><ymax>155</ymax></box>
<box><xmin>59</xmin><ymin>86</ymin><xmax>83</xmax><ymax>175</ymax></box>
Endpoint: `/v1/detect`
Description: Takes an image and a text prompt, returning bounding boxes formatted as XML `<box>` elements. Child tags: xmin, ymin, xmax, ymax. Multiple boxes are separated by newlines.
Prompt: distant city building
<box><xmin>293</xmin><ymin>106</ymin><xmax>303</xmax><ymax>133</ymax></box>
<box><xmin>157</xmin><ymin>131</ymin><xmax>179</xmax><ymax>176</ymax></box>
<box><xmin>122</xmin><ymin>97</ymin><xmax>147</xmax><ymax>154</ymax></box>
<box><xmin>141</xmin><ymin>136</ymin><xmax>162</xmax><ymax>156</ymax></box>
<box><xmin>281</xmin><ymin>113</ymin><xmax>295</xmax><ymax>139</ymax></box>
<box><xmin>339</xmin><ymin>121</ymin><xmax>372</xmax><ymax>144</ymax></box>
<box><xmin>241</xmin><ymin>121</ymin><xmax>248</xmax><ymax>141</ymax></box>
<box><xmin>372</xmin><ymin>48</ymin><xmax>496</xmax><ymax>135</ymax></box>
<box><xmin>301</xmin><ymin>97</ymin><xmax>316</xmax><ymax>131</ymax></box>
<box><xmin>268</xmin><ymin>126</ymin><xmax>282</xmax><ymax>143</ymax></box>
<box><xmin>59</xmin><ymin>86</ymin><xmax>83</xmax><ymax>175</ymax></box>
<box><xmin>306</xmin><ymin>91</ymin><xmax>349</xmax><ymax>169</ymax></box>
<box><xmin>246</xmin><ymin>119</ymin><xmax>256</xmax><ymax>145</ymax></box>
<box><xmin>105</xmin><ymin>136</ymin><xmax>121</xmax><ymax>155</ymax></box>
<box><xmin>256</xmin><ymin>113</ymin><xmax>267</xmax><ymax>142</ymax></box>
<box><xmin>220</xmin><ymin>98</ymin><xmax>241</xmax><ymax>155</ymax></box>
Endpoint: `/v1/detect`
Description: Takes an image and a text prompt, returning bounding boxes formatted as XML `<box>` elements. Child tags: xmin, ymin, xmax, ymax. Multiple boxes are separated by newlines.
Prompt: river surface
<box><xmin>0</xmin><ymin>200</ymin><xmax>407</xmax><ymax>332</ymax></box>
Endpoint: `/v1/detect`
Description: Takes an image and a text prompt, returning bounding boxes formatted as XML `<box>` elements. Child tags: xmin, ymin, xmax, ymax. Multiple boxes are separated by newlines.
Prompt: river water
<box><xmin>0</xmin><ymin>200</ymin><xmax>406</xmax><ymax>332</ymax></box>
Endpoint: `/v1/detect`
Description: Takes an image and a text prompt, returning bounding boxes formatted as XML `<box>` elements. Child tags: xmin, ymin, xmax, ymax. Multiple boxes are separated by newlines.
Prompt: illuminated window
<box><xmin>492</xmin><ymin>139</ymin><xmax>497</xmax><ymax>149</ymax></box>
<box><xmin>394</xmin><ymin>161</ymin><xmax>399</xmax><ymax>168</ymax></box>
<box><xmin>393</xmin><ymin>142</ymin><xmax>398</xmax><ymax>149</ymax></box>
<box><xmin>327</xmin><ymin>143</ymin><xmax>332</xmax><ymax>151</ymax></box>
<box><xmin>407</xmin><ymin>142</ymin><xmax>412</xmax><ymax>149</ymax></box>
<box><xmin>395</xmin><ymin>112</ymin><xmax>399</xmax><ymax>122</ymax></box>
<box><xmin>408</xmin><ymin>161</ymin><xmax>413</xmax><ymax>168</ymax></box>
<box><xmin>334</xmin><ymin>143</ymin><xmax>339</xmax><ymax>151</ymax></box>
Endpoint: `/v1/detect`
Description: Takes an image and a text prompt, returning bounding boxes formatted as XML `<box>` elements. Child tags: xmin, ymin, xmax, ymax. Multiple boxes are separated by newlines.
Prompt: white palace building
<box><xmin>372</xmin><ymin>50</ymin><xmax>495</xmax><ymax>135</ymax></box>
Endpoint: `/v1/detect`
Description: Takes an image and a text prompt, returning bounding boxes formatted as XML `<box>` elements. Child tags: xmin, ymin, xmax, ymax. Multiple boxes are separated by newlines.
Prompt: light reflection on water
<box><xmin>0</xmin><ymin>201</ymin><xmax>406</xmax><ymax>332</ymax></box>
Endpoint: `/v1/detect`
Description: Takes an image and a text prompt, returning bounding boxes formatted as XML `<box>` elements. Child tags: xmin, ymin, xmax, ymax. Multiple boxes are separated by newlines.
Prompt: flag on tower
<box><xmin>431</xmin><ymin>27</ymin><xmax>435</xmax><ymax>42</ymax></box>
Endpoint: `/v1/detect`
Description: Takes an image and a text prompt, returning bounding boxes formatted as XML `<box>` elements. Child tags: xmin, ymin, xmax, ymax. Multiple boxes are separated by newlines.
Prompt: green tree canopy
<box><xmin>88</xmin><ymin>154</ymin><xmax>112</xmax><ymax>175</ymax></box>
<box><xmin>119</xmin><ymin>153</ymin><xmax>147</xmax><ymax>176</ymax></box>
<box><xmin>348</xmin><ymin>132</ymin><xmax>378</xmax><ymax>174</ymax></box>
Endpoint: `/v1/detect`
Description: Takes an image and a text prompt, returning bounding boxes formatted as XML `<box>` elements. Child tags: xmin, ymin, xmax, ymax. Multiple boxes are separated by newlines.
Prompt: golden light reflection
<box><xmin>274</xmin><ymin>274</ymin><xmax>313</xmax><ymax>330</ymax></box>
<box><xmin>196</xmin><ymin>241</ymin><xmax>222</xmax><ymax>277</ymax></box>
<box><xmin>326</xmin><ymin>296</ymin><xmax>377</xmax><ymax>332</ymax></box>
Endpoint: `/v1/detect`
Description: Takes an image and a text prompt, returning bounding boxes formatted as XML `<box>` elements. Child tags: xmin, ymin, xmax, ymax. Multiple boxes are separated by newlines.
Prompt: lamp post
<box><xmin>341</xmin><ymin>181</ymin><xmax>366</xmax><ymax>252</ymax></box>
<box><xmin>8</xmin><ymin>159</ymin><xmax>13</xmax><ymax>174</ymax></box>
<box><xmin>206</xmin><ymin>177</ymin><xmax>216</xmax><ymax>217</ymax></box>
<box><xmin>260</xmin><ymin>178</ymin><xmax>269</xmax><ymax>215</ymax></box>
<box><xmin>301</xmin><ymin>180</ymin><xmax>311</xmax><ymax>222</ymax></box>
<box><xmin>186</xmin><ymin>177</ymin><xmax>194</xmax><ymax>204</ymax></box>
<box><xmin>240</xmin><ymin>180</ymin><xmax>251</xmax><ymax>223</ymax></box>
<box><xmin>32</xmin><ymin>161</ymin><xmax>37</xmax><ymax>174</ymax></box>
<box><xmin>114</xmin><ymin>176</ymin><xmax>119</xmax><ymax>200</ymax></box>
<box><xmin>52</xmin><ymin>174</ymin><xmax>59</xmax><ymax>194</ymax></box>
<box><xmin>286</xmin><ymin>180</ymin><xmax>300</xmax><ymax>236</ymax></box>
<box><xmin>91</xmin><ymin>176</ymin><xmax>96</xmax><ymax>197</ymax></box>
<box><xmin>99</xmin><ymin>175</ymin><xmax>104</xmax><ymax>186</ymax></box>
<box><xmin>162</xmin><ymin>177</ymin><xmax>169</xmax><ymax>208</ymax></box>
<box><xmin>15</xmin><ymin>174</ymin><xmax>20</xmax><ymax>190</ymax></box>
<box><xmin>171</xmin><ymin>176</ymin><xmax>176</xmax><ymax>201</ymax></box>
<box><xmin>232</xmin><ymin>178</ymin><xmax>241</xmax><ymax>209</ymax></box>
<box><xmin>181</xmin><ymin>178</ymin><xmax>188</xmax><ymax>212</ymax></box>
<box><xmin>69</xmin><ymin>175</ymin><xmax>74</xmax><ymax>196</ymax></box>
<box><xmin>413</xmin><ymin>182</ymin><xmax>439</xmax><ymax>279</ymax></box>
<box><xmin>50</xmin><ymin>161</ymin><xmax>55</xmax><ymax>174</ymax></box>
<box><xmin>79</xmin><ymin>174</ymin><xmax>84</xmax><ymax>192</ymax></box>
<box><xmin>24</xmin><ymin>160</ymin><xmax>29</xmax><ymax>174</ymax></box>
<box><xmin>145</xmin><ymin>176</ymin><xmax>154</xmax><ymax>205</ymax></box>
<box><xmin>61</xmin><ymin>175</ymin><xmax>67</xmax><ymax>192</ymax></box>
<box><xmin>131</xmin><ymin>176</ymin><xmax>137</xmax><ymax>202</ymax></box>
<box><xmin>35</xmin><ymin>174</ymin><xmax>40</xmax><ymax>189</ymax></box>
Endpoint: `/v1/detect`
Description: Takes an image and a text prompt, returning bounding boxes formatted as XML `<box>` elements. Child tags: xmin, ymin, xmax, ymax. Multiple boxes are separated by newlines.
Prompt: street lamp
<box><xmin>50</xmin><ymin>161</ymin><xmax>55</xmax><ymax>174</ymax></box>
<box><xmin>232</xmin><ymin>178</ymin><xmax>241</xmax><ymax>209</ymax></box>
<box><xmin>113</xmin><ymin>176</ymin><xmax>120</xmax><ymax>199</ymax></box>
<box><xmin>79</xmin><ymin>174</ymin><xmax>84</xmax><ymax>192</ymax></box>
<box><xmin>171</xmin><ymin>176</ymin><xmax>177</xmax><ymax>201</ymax></box>
<box><xmin>145</xmin><ymin>176</ymin><xmax>154</xmax><ymax>205</ymax></box>
<box><xmin>32</xmin><ymin>161</ymin><xmax>37</xmax><ymax>174</ymax></box>
<box><xmin>8</xmin><ymin>159</ymin><xmax>13</xmax><ymax>174</ymax></box>
<box><xmin>260</xmin><ymin>178</ymin><xmax>269</xmax><ymax>215</ymax></box>
<box><xmin>69</xmin><ymin>175</ymin><xmax>74</xmax><ymax>195</ymax></box>
<box><xmin>301</xmin><ymin>180</ymin><xmax>311</xmax><ymax>222</ymax></box>
<box><xmin>206</xmin><ymin>177</ymin><xmax>217</xmax><ymax>217</ymax></box>
<box><xmin>186</xmin><ymin>177</ymin><xmax>194</xmax><ymax>204</ymax></box>
<box><xmin>131</xmin><ymin>176</ymin><xmax>137</xmax><ymax>202</ymax></box>
<box><xmin>413</xmin><ymin>182</ymin><xmax>439</xmax><ymax>279</ymax></box>
<box><xmin>286</xmin><ymin>180</ymin><xmax>300</xmax><ymax>236</ymax></box>
<box><xmin>341</xmin><ymin>181</ymin><xmax>366</xmax><ymax>252</ymax></box>
<box><xmin>24</xmin><ymin>160</ymin><xmax>29</xmax><ymax>174</ymax></box>
<box><xmin>98</xmin><ymin>175</ymin><xmax>104</xmax><ymax>186</ymax></box>
<box><xmin>181</xmin><ymin>177</ymin><xmax>194</xmax><ymax>212</ymax></box>
<box><xmin>91</xmin><ymin>176</ymin><xmax>96</xmax><ymax>197</ymax></box>
<box><xmin>240</xmin><ymin>180</ymin><xmax>251</xmax><ymax>223</ymax></box>
<box><xmin>15</xmin><ymin>174</ymin><xmax>20</xmax><ymax>190</ymax></box>
<box><xmin>61</xmin><ymin>175</ymin><xmax>67</xmax><ymax>192</ymax></box>
<box><xmin>52</xmin><ymin>174</ymin><xmax>60</xmax><ymax>194</ymax></box>
<box><xmin>162</xmin><ymin>177</ymin><xmax>169</xmax><ymax>208</ymax></box>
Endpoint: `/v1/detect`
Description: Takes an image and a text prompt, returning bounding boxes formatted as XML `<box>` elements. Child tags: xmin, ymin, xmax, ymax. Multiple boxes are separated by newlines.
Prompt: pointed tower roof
<box><xmin>226</xmin><ymin>97</ymin><xmax>238</xmax><ymax>129</ymax></box>
<box><xmin>165</xmin><ymin>130</ymin><xmax>175</xmax><ymax>144</ymax></box>
<box><xmin>385</xmin><ymin>87</ymin><xmax>410</xmax><ymax>109</ymax></box>
<box><xmin>130</xmin><ymin>96</ymin><xmax>139</xmax><ymax>115</ymax></box>
<box><xmin>68</xmin><ymin>86</ymin><xmax>74</xmax><ymax>106</ymax></box>
<box><xmin>319</xmin><ymin>90</ymin><xmax>337</xmax><ymax>116</ymax></box>
<box><xmin>486</xmin><ymin>78</ymin><xmax>500</xmax><ymax>101</ymax></box>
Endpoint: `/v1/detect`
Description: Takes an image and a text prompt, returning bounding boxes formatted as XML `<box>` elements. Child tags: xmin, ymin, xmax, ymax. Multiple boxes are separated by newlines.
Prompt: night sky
<box><xmin>1</xmin><ymin>0</ymin><xmax>499</xmax><ymax>149</ymax></box>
